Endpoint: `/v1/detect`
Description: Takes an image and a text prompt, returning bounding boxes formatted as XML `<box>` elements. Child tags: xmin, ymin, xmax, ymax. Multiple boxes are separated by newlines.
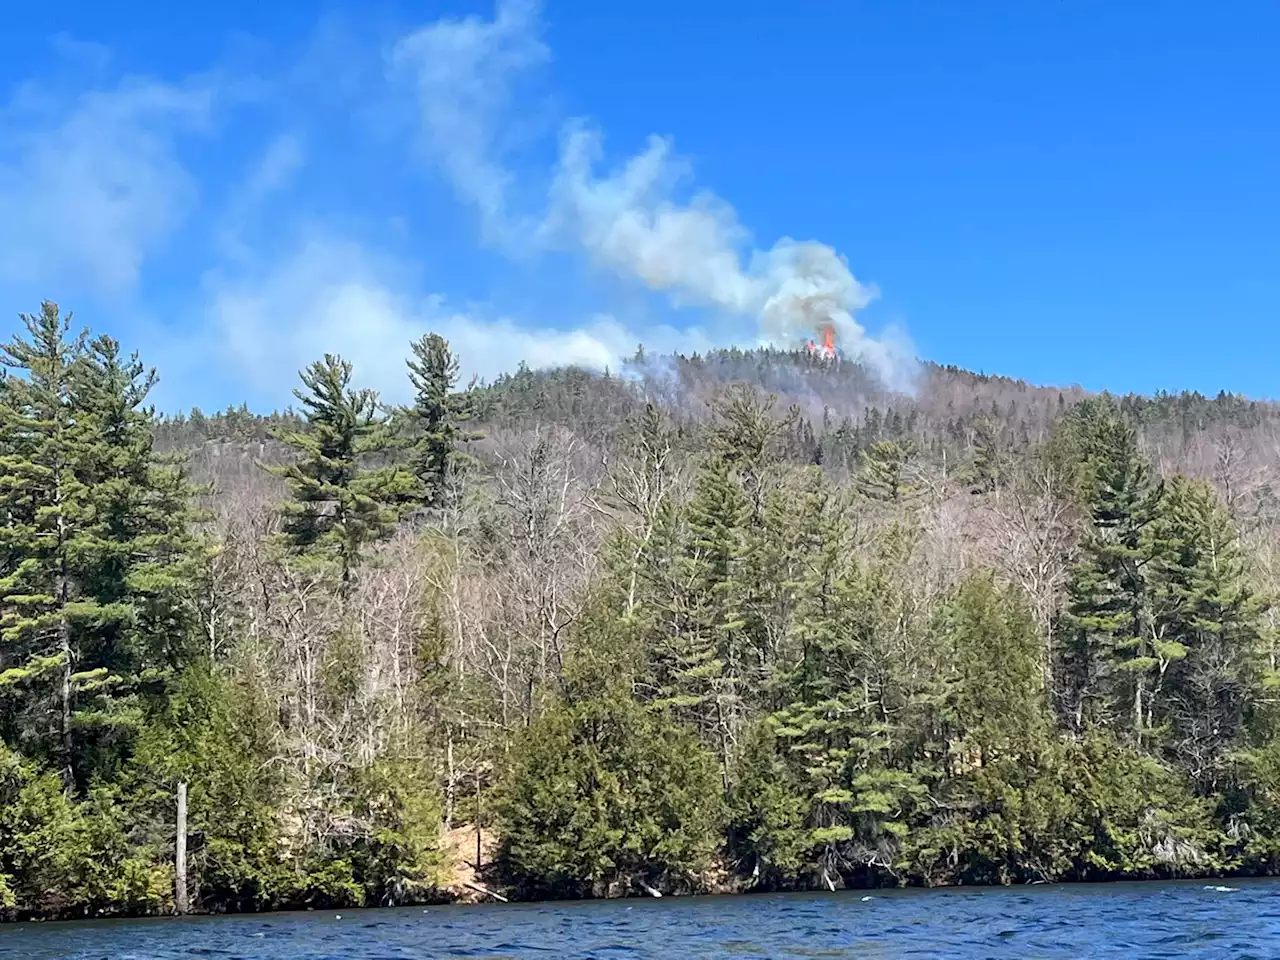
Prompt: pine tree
<box><xmin>404</xmin><ymin>333</ymin><xmax>478</xmax><ymax>512</ymax></box>
<box><xmin>741</xmin><ymin>469</ymin><xmax>830</xmax><ymax>707</ymax></box>
<box><xmin>1149</xmin><ymin>476</ymin><xmax>1263</xmax><ymax>788</ymax></box>
<box><xmin>66</xmin><ymin>334</ymin><xmax>203</xmax><ymax>783</ymax></box>
<box><xmin>0</xmin><ymin>303</ymin><xmax>86</xmax><ymax>786</ymax></box>
<box><xmin>0</xmin><ymin>308</ymin><xmax>198</xmax><ymax>790</ymax></box>
<box><xmin>708</xmin><ymin>384</ymin><xmax>786</xmax><ymax>518</ymax></box>
<box><xmin>654</xmin><ymin>454</ymin><xmax>750</xmax><ymax>791</ymax></box>
<box><xmin>937</xmin><ymin>573</ymin><xmax>1048</xmax><ymax>767</ymax></box>
<box><xmin>1060</xmin><ymin>398</ymin><xmax>1165</xmax><ymax>737</ymax></box>
<box><xmin>270</xmin><ymin>354</ymin><xmax>411</xmax><ymax>584</ymax></box>
<box><xmin>769</xmin><ymin>479</ymin><xmax>923</xmax><ymax>885</ymax></box>
<box><xmin>969</xmin><ymin>415</ymin><xmax>1007</xmax><ymax>494</ymax></box>
<box><xmin>855</xmin><ymin>439</ymin><xmax>918</xmax><ymax>503</ymax></box>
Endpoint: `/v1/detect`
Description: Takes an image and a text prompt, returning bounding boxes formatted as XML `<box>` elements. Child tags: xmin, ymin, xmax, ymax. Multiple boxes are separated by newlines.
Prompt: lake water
<box><xmin>3</xmin><ymin>880</ymin><xmax>1276</xmax><ymax>959</ymax></box>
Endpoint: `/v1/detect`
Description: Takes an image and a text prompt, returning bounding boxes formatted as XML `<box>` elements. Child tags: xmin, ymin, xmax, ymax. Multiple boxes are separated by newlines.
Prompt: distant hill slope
<box><xmin>156</xmin><ymin>348</ymin><xmax>1280</xmax><ymax>488</ymax></box>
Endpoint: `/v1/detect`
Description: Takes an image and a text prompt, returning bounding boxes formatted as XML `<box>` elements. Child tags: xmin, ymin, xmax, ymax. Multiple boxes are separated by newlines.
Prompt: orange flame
<box><xmin>804</xmin><ymin>324</ymin><xmax>837</xmax><ymax>361</ymax></box>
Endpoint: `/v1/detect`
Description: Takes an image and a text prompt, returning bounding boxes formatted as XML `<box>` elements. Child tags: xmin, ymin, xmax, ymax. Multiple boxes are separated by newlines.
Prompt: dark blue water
<box><xmin>2</xmin><ymin>880</ymin><xmax>1275</xmax><ymax>959</ymax></box>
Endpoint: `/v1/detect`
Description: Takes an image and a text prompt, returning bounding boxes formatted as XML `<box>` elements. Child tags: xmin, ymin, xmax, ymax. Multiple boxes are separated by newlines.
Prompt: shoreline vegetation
<box><xmin>5</xmin><ymin>301</ymin><xmax>1280</xmax><ymax>922</ymax></box>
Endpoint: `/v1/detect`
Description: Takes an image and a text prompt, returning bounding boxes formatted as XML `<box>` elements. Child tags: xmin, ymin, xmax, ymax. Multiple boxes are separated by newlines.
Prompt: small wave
<box><xmin>1203</xmin><ymin>885</ymin><xmax>1239</xmax><ymax>893</ymax></box>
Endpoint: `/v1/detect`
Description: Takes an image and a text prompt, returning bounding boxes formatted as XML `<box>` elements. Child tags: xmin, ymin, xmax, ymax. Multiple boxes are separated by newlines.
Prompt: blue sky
<box><xmin>1</xmin><ymin>1</ymin><xmax>1276</xmax><ymax>411</ymax></box>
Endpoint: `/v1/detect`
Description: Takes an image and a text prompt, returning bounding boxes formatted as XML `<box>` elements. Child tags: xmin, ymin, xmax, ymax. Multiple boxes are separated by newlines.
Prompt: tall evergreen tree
<box><xmin>1149</xmin><ymin>476</ymin><xmax>1263</xmax><ymax>788</ymax></box>
<box><xmin>708</xmin><ymin>384</ymin><xmax>786</xmax><ymax>518</ymax></box>
<box><xmin>0</xmin><ymin>303</ymin><xmax>86</xmax><ymax>785</ymax></box>
<box><xmin>653</xmin><ymin>454</ymin><xmax>750</xmax><ymax>790</ymax></box>
<box><xmin>404</xmin><ymin>333</ymin><xmax>477</xmax><ymax>512</ymax></box>
<box><xmin>904</xmin><ymin>574</ymin><xmax>1076</xmax><ymax>886</ymax></box>
<box><xmin>0</xmin><ymin>307</ymin><xmax>199</xmax><ymax>790</ymax></box>
<box><xmin>1060</xmin><ymin>398</ymin><xmax>1166</xmax><ymax>737</ymax></box>
<box><xmin>936</xmin><ymin>573</ymin><xmax>1048</xmax><ymax>768</ymax></box>
<box><xmin>270</xmin><ymin>354</ymin><xmax>411</xmax><ymax>583</ymax></box>
<box><xmin>968</xmin><ymin>415</ymin><xmax>1008</xmax><ymax>494</ymax></box>
<box><xmin>65</xmin><ymin>334</ymin><xmax>203</xmax><ymax>784</ymax></box>
<box><xmin>855</xmin><ymin>439</ymin><xmax>918</xmax><ymax>503</ymax></box>
<box><xmin>768</xmin><ymin>483</ymin><xmax>923</xmax><ymax>885</ymax></box>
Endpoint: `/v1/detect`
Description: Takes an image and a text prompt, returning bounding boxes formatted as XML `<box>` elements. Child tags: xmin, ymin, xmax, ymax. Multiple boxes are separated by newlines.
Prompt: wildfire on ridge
<box><xmin>805</xmin><ymin>323</ymin><xmax>838</xmax><ymax>361</ymax></box>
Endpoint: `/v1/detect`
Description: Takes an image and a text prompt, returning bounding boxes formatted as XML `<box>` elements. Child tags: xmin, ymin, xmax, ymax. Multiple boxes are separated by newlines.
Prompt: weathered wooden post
<box><xmin>176</xmin><ymin>782</ymin><xmax>189</xmax><ymax>915</ymax></box>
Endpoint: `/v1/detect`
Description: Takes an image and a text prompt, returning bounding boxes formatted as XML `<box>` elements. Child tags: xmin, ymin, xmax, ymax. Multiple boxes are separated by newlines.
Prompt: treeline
<box><xmin>4</xmin><ymin>301</ymin><xmax>1280</xmax><ymax>919</ymax></box>
<box><xmin>495</xmin><ymin>389</ymin><xmax>1280</xmax><ymax>896</ymax></box>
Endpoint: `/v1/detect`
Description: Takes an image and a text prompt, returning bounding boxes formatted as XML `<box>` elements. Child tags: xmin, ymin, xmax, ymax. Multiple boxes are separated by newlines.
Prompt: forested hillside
<box><xmin>5</xmin><ymin>300</ymin><xmax>1280</xmax><ymax>919</ymax></box>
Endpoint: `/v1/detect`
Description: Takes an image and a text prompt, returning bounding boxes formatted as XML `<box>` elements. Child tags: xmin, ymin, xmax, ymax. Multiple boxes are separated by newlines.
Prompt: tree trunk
<box><xmin>176</xmin><ymin>782</ymin><xmax>190</xmax><ymax>915</ymax></box>
<box><xmin>59</xmin><ymin>614</ymin><xmax>72</xmax><ymax>790</ymax></box>
<box><xmin>1134</xmin><ymin>674</ymin><xmax>1145</xmax><ymax>738</ymax></box>
<box><xmin>475</xmin><ymin>768</ymin><xmax>483</xmax><ymax>870</ymax></box>
<box><xmin>445</xmin><ymin>736</ymin><xmax>455</xmax><ymax>830</ymax></box>
<box><xmin>55</xmin><ymin>463</ymin><xmax>73</xmax><ymax>792</ymax></box>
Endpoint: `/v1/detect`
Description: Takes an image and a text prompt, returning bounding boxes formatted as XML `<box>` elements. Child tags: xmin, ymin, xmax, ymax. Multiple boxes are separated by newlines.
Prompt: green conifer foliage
<box><xmin>497</xmin><ymin>685</ymin><xmax>724</xmax><ymax>898</ymax></box>
<box><xmin>654</xmin><ymin>453</ymin><xmax>749</xmax><ymax>789</ymax></box>
<box><xmin>855</xmin><ymin>439</ymin><xmax>918</xmax><ymax>503</ymax></box>
<box><xmin>766</xmin><ymin>487</ymin><xmax>924</xmax><ymax>885</ymax></box>
<box><xmin>0</xmin><ymin>309</ymin><xmax>193</xmax><ymax>789</ymax></box>
<box><xmin>968</xmin><ymin>415</ymin><xmax>1009</xmax><ymax>494</ymax></box>
<box><xmin>728</xmin><ymin>720</ymin><xmax>808</xmax><ymax>887</ymax></box>
<box><xmin>404</xmin><ymin>333</ymin><xmax>478</xmax><ymax>512</ymax></box>
<box><xmin>0</xmin><ymin>303</ymin><xmax>86</xmax><ymax>785</ymax></box>
<box><xmin>1149</xmin><ymin>476</ymin><xmax>1263</xmax><ymax>788</ymax></box>
<box><xmin>938</xmin><ymin>574</ymin><xmax>1048</xmax><ymax>764</ymax></box>
<box><xmin>270</xmin><ymin>354</ymin><xmax>411</xmax><ymax>583</ymax></box>
<box><xmin>6</xmin><ymin>323</ymin><xmax>1280</xmax><ymax>914</ymax></box>
<box><xmin>1060</xmin><ymin>397</ymin><xmax>1166</xmax><ymax>736</ymax></box>
<box><xmin>65</xmin><ymin>334</ymin><xmax>204</xmax><ymax>785</ymax></box>
<box><xmin>708</xmin><ymin>383</ymin><xmax>787</xmax><ymax>517</ymax></box>
<box><xmin>905</xmin><ymin>575</ymin><xmax>1077</xmax><ymax>885</ymax></box>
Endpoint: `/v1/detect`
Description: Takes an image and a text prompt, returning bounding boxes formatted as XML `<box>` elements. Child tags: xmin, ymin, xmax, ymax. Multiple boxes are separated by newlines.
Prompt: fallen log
<box><xmin>463</xmin><ymin>880</ymin><xmax>509</xmax><ymax>903</ymax></box>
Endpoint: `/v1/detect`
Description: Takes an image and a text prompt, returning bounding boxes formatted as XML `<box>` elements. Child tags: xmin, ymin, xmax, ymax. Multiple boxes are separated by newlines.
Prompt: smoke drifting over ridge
<box><xmin>394</xmin><ymin>0</ymin><xmax>918</xmax><ymax>393</ymax></box>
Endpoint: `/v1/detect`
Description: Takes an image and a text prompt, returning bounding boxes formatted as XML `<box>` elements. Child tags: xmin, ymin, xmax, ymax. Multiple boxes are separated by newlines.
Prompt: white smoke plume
<box><xmin>545</xmin><ymin>125</ymin><xmax>917</xmax><ymax>391</ymax></box>
<box><xmin>394</xmin><ymin>0</ymin><xmax>919</xmax><ymax>392</ymax></box>
<box><xmin>542</xmin><ymin>127</ymin><xmax>760</xmax><ymax>313</ymax></box>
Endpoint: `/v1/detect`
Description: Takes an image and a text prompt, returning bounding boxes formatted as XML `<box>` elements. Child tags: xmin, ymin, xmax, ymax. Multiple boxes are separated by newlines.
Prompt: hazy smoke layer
<box><xmin>391</xmin><ymin>0</ymin><xmax>547</xmax><ymax>245</ymax></box>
